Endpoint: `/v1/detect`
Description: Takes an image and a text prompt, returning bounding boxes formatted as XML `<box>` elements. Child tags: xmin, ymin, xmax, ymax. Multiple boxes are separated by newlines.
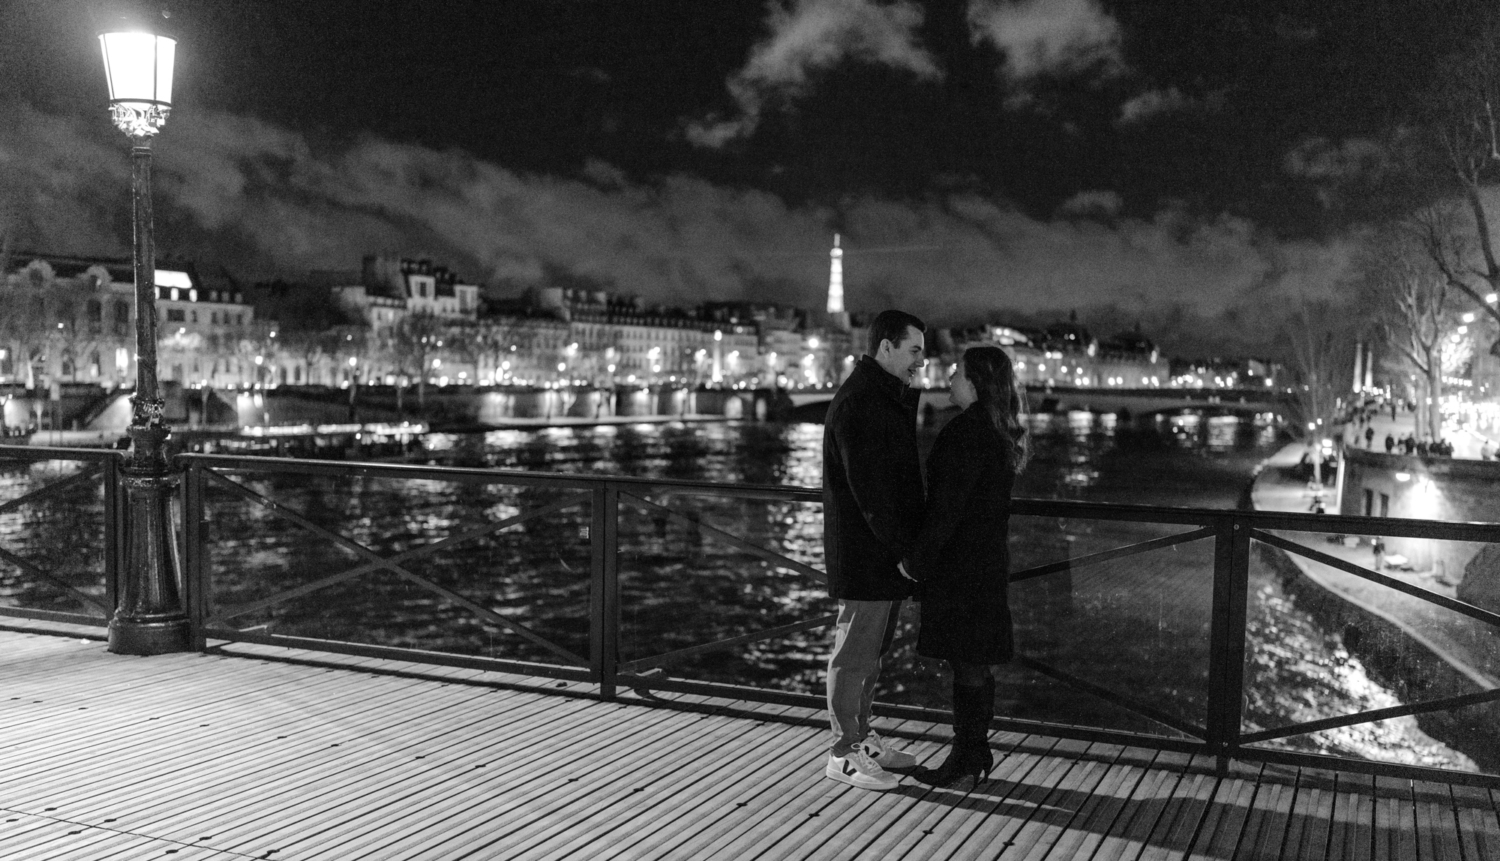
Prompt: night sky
<box><xmin>0</xmin><ymin>0</ymin><xmax>1487</xmax><ymax>356</ymax></box>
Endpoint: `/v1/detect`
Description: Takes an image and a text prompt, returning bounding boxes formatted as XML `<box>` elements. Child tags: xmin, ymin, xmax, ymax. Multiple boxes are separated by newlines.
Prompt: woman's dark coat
<box><xmin>912</xmin><ymin>405</ymin><xmax>1016</xmax><ymax>663</ymax></box>
<box><xmin>821</xmin><ymin>355</ymin><xmax>923</xmax><ymax>601</ymax></box>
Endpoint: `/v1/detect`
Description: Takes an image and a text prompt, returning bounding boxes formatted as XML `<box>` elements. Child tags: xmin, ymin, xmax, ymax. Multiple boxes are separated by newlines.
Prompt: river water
<box><xmin>0</xmin><ymin>408</ymin><xmax>1478</xmax><ymax>771</ymax></box>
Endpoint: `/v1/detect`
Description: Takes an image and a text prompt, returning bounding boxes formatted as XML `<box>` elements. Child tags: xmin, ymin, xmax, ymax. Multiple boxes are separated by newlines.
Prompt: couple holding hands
<box><xmin>822</xmin><ymin>309</ymin><xmax>1027</xmax><ymax>791</ymax></box>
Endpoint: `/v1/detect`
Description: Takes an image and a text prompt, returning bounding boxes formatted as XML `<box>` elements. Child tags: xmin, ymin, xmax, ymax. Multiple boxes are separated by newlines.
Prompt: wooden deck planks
<box><xmin>746</xmin><ymin>719</ymin><xmax>948</xmax><ymax>861</ymax></box>
<box><xmin>213</xmin><ymin>696</ymin><xmax>660</xmax><ymax>857</ymax></box>
<box><xmin>1040</xmin><ymin>744</ymin><xmax>1162</xmax><ymax>861</ymax></box>
<box><xmin>911</xmin><ymin>735</ymin><xmax>1079</xmax><ymax>861</ymax></box>
<box><xmin>1279</xmin><ymin>770</ymin><xmax>1336</xmax><ymax>861</ymax></box>
<box><xmin>1455</xmin><ymin>786</ymin><xmax>1500</xmax><ymax>861</ymax></box>
<box><xmin>278</xmin><ymin>698</ymin><xmax>735</xmax><ymax>858</ymax></box>
<box><xmin>1234</xmin><ymin>767</ymin><xmax>1301</xmax><ymax>860</ymax></box>
<box><xmin>1372</xmin><ymin>776</ymin><xmax>1418</xmax><ymax>861</ymax></box>
<box><xmin>4</xmin><ymin>630</ymin><xmax>1500</xmax><ymax>860</ymax></box>
<box><xmin>1004</xmin><ymin>742</ymin><xmax>1128</xmax><ymax>861</ymax></box>
<box><xmin>1137</xmin><ymin>754</ymin><xmax>1224</xmax><ymax>860</ymax></box>
<box><xmin>103</xmin><ymin>687</ymin><xmax>558</xmax><ymax>842</ymax></box>
<box><xmin>591</xmin><ymin>710</ymin><xmax>825</xmax><ymax>860</ymax></box>
<box><xmin>1326</xmin><ymin>773</ymin><xmax>1377</xmax><ymax>861</ymax></box>
<box><xmin>446</xmin><ymin>708</ymin><xmax>800</xmax><ymax>857</ymax></box>
<box><xmin>1089</xmin><ymin>749</ymin><xmax>1195</xmax><ymax>861</ymax></box>
<box><xmin>3</xmin><ymin>664</ymin><xmax>476</xmax><ymax>812</ymax></box>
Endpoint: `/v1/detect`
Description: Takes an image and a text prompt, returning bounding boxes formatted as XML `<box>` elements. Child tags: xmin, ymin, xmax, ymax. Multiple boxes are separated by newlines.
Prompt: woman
<box><xmin>909</xmin><ymin>345</ymin><xmax>1028</xmax><ymax>787</ymax></box>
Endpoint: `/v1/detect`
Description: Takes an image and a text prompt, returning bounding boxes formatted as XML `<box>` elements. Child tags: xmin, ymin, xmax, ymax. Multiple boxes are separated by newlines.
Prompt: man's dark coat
<box><xmin>821</xmin><ymin>355</ymin><xmax>923</xmax><ymax>600</ymax></box>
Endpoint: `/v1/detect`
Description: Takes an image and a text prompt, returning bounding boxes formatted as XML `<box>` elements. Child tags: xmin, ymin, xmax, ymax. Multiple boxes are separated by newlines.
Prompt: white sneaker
<box><xmin>826</xmin><ymin>748</ymin><xmax>899</xmax><ymax>790</ymax></box>
<box><xmin>859</xmin><ymin>731</ymin><xmax>918</xmax><ymax>769</ymax></box>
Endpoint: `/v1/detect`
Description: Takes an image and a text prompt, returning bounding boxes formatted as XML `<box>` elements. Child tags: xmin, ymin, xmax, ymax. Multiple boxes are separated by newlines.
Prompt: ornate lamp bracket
<box><xmin>110</xmin><ymin>103</ymin><xmax>170</xmax><ymax>138</ymax></box>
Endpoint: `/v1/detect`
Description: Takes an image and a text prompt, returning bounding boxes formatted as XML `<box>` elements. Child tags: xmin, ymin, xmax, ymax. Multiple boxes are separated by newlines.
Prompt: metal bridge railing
<box><xmin>0</xmin><ymin>445</ymin><xmax>124</xmax><ymax>628</ymax></box>
<box><xmin>4</xmin><ymin>445</ymin><xmax>1500</xmax><ymax>786</ymax></box>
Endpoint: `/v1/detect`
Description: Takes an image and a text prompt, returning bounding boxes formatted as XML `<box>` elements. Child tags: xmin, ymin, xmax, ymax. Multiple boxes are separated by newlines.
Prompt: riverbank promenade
<box><xmin>1250</xmin><ymin>442</ymin><xmax>1500</xmax><ymax>692</ymax></box>
<box><xmin>4</xmin><ymin>621</ymin><xmax>1499</xmax><ymax>860</ymax></box>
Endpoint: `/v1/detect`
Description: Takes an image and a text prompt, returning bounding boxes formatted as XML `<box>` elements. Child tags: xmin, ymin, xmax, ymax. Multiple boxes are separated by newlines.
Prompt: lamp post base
<box><xmin>108</xmin><ymin>616</ymin><xmax>191</xmax><ymax>656</ymax></box>
<box><xmin>108</xmin><ymin>426</ymin><xmax>192</xmax><ymax>656</ymax></box>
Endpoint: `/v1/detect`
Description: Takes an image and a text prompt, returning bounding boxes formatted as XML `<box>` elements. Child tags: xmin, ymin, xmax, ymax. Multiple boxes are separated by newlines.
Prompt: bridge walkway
<box><xmin>2</xmin><ymin>624</ymin><xmax>1497</xmax><ymax>860</ymax></box>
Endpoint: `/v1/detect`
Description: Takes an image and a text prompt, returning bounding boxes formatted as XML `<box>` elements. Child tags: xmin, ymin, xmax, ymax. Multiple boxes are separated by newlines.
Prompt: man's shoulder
<box><xmin>828</xmin><ymin>375</ymin><xmax>899</xmax><ymax>424</ymax></box>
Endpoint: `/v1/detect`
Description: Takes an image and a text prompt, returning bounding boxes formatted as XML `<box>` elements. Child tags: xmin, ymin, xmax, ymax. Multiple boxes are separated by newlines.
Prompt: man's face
<box><xmin>875</xmin><ymin>326</ymin><xmax>925</xmax><ymax>384</ymax></box>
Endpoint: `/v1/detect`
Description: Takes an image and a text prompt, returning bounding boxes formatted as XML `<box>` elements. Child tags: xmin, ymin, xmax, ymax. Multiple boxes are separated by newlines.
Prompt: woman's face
<box><xmin>950</xmin><ymin>361</ymin><xmax>977</xmax><ymax>409</ymax></box>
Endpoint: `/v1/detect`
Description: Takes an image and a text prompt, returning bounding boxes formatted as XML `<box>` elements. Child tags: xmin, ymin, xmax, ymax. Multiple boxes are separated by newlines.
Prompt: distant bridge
<box><xmin>788</xmin><ymin>385</ymin><xmax>1291</xmax><ymax>421</ymax></box>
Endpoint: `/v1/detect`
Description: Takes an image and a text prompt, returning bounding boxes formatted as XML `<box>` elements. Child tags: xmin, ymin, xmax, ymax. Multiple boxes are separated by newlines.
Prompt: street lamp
<box><xmin>348</xmin><ymin>356</ymin><xmax>359</xmax><ymax>420</ymax></box>
<box><xmin>99</xmin><ymin>15</ymin><xmax>189</xmax><ymax>654</ymax></box>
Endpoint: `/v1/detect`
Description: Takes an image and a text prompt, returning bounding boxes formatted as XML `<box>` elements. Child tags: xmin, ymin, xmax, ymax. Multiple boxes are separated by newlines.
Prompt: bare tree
<box><xmin>470</xmin><ymin>314</ymin><xmax>554</xmax><ymax>384</ymax></box>
<box><xmin>385</xmin><ymin>310</ymin><xmax>448</xmax><ymax>413</ymax></box>
<box><xmin>1281</xmin><ymin>296</ymin><xmax>1360</xmax><ymax>485</ymax></box>
<box><xmin>1364</xmin><ymin>220</ymin><xmax>1465</xmax><ymax>442</ymax></box>
<box><xmin>1417</xmin><ymin>6</ymin><xmax>1500</xmax><ymax>332</ymax></box>
<box><xmin>282</xmin><ymin>330</ymin><xmax>321</xmax><ymax>386</ymax></box>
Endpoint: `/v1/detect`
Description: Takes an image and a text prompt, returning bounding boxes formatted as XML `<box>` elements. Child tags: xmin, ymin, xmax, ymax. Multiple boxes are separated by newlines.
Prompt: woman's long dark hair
<box><xmin>962</xmin><ymin>346</ymin><xmax>1029</xmax><ymax>472</ymax></box>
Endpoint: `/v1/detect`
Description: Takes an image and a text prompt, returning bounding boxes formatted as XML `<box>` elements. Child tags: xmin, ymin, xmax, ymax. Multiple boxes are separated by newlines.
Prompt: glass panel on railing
<box><xmin>0</xmin><ymin>456</ymin><xmax>108</xmax><ymax>621</ymax></box>
<box><xmin>1244</xmin><ymin>530</ymin><xmax>1500</xmax><ymax>775</ymax></box>
<box><xmin>616</xmin><ymin>487</ymin><xmax>834</xmax><ymax>692</ymax></box>
<box><xmin>202</xmin><ymin>469</ymin><xmax>592</xmax><ymax>668</ymax></box>
<box><xmin>999</xmin><ymin>513</ymin><xmax>1215</xmax><ymax>739</ymax></box>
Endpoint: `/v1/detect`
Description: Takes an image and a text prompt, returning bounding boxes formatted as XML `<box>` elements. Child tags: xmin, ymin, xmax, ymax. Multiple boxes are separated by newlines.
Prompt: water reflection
<box><xmin>0</xmin><ymin>460</ymin><xmax>109</xmax><ymax>618</ymax></box>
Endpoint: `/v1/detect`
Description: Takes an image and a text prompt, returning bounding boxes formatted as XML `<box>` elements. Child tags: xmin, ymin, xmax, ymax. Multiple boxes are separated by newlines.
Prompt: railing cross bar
<box><xmin>619</xmin><ymin>613</ymin><xmax>837</xmax><ymax>674</ymax></box>
<box><xmin>621</xmin><ymin>491</ymin><xmax>825</xmax><ymax>581</ymax></box>
<box><xmin>1010</xmin><ymin>525</ymin><xmax>1215</xmax><ymax>583</ymax></box>
<box><xmin>0</xmin><ymin>465</ymin><xmax>103</xmax><ymax>518</ymax></box>
<box><xmin>1253</xmin><ymin>529</ymin><xmax>1500</xmax><ymax>630</ymax></box>
<box><xmin>200</xmin><ymin>469</ymin><xmax>587</xmax><ymax>665</ymax></box>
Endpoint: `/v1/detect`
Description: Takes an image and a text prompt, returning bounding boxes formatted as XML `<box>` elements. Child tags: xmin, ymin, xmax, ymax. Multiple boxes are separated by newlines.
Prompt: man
<box><xmin>821</xmin><ymin>309</ymin><xmax>927</xmax><ymax>791</ymax></box>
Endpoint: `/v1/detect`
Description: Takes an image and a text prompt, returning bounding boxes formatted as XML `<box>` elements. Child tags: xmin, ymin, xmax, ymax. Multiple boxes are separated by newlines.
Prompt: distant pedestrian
<box><xmin>1384</xmin><ymin>433</ymin><xmax>1395</xmax><ymax>453</ymax></box>
<box><xmin>1417</xmin><ymin>439</ymin><xmax>1430</xmax><ymax>457</ymax></box>
<box><xmin>1482</xmin><ymin>439</ymin><xmax>1495</xmax><ymax>461</ymax></box>
<box><xmin>1373</xmin><ymin>537</ymin><xmax>1386</xmax><ymax>572</ymax></box>
<box><xmin>821</xmin><ymin>309</ymin><xmax>926</xmax><ymax>791</ymax></box>
<box><xmin>1364</xmin><ymin>426</ymin><xmax>1374</xmax><ymax>449</ymax></box>
<box><xmin>909</xmin><ymin>346</ymin><xmax>1028</xmax><ymax>789</ymax></box>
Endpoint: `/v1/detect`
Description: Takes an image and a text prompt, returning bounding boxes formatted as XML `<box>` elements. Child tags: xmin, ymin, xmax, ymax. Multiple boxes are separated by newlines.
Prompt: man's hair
<box><xmin>867</xmin><ymin>310</ymin><xmax>925</xmax><ymax>355</ymax></box>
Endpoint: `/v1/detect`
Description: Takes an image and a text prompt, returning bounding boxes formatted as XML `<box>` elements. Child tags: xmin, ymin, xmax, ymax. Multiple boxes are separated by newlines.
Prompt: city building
<box><xmin>0</xmin><ymin>253</ymin><xmax>137</xmax><ymax>388</ymax></box>
<box><xmin>152</xmin><ymin>261</ymin><xmax>261</xmax><ymax>388</ymax></box>
<box><xmin>330</xmin><ymin>255</ymin><xmax>480</xmax><ymax>330</ymax></box>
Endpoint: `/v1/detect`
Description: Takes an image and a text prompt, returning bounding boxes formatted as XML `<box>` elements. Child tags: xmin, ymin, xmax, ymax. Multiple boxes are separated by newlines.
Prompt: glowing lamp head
<box><xmin>99</xmin><ymin>24</ymin><xmax>176</xmax><ymax>137</ymax></box>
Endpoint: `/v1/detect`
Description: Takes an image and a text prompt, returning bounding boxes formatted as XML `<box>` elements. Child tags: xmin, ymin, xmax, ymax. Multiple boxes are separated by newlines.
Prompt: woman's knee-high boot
<box><xmin>963</xmin><ymin>677</ymin><xmax>995</xmax><ymax>777</ymax></box>
<box><xmin>928</xmin><ymin>680</ymin><xmax>990</xmax><ymax>786</ymax></box>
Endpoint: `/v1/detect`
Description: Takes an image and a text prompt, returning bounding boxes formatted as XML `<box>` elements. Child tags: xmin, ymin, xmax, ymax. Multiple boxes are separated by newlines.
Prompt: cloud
<box><xmin>685</xmin><ymin>0</ymin><xmax>940</xmax><ymax>148</ymax></box>
<box><xmin>1055</xmin><ymin>190</ymin><xmax>1123</xmax><ymax>220</ymax></box>
<box><xmin>1283</xmin><ymin>136</ymin><xmax>1392</xmax><ymax>183</ymax></box>
<box><xmin>1282</xmin><ymin>136</ymin><xmax>1397</xmax><ymax>210</ymax></box>
<box><xmin>0</xmin><ymin>103</ymin><xmax>132</xmax><ymax>258</ymax></box>
<box><xmin>0</xmin><ymin>98</ymin><xmax>1360</xmax><ymax>357</ymax></box>
<box><xmin>1118</xmin><ymin>87</ymin><xmax>1193</xmax><ymax>125</ymax></box>
<box><xmin>967</xmin><ymin>0</ymin><xmax>1125</xmax><ymax>80</ymax></box>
